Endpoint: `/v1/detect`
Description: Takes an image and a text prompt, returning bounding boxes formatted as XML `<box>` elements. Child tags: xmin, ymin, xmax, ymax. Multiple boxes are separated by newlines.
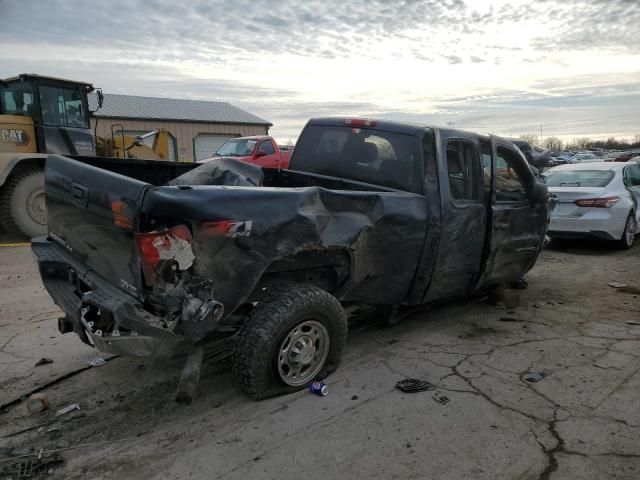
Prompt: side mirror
<box><xmin>255</xmin><ymin>149</ymin><xmax>267</xmax><ymax>157</ymax></box>
<box><xmin>530</xmin><ymin>182</ymin><xmax>549</xmax><ymax>206</ymax></box>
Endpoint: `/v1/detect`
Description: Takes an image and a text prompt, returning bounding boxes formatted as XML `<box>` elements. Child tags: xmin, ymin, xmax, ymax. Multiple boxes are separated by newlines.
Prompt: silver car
<box><xmin>546</xmin><ymin>162</ymin><xmax>640</xmax><ymax>249</ymax></box>
<box><xmin>572</xmin><ymin>153</ymin><xmax>601</xmax><ymax>163</ymax></box>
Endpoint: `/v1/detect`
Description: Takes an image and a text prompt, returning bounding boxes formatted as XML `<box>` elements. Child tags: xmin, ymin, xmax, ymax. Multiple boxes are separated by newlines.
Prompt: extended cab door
<box><xmin>422</xmin><ymin>133</ymin><xmax>487</xmax><ymax>302</ymax></box>
<box><xmin>478</xmin><ymin>137</ymin><xmax>548</xmax><ymax>287</ymax></box>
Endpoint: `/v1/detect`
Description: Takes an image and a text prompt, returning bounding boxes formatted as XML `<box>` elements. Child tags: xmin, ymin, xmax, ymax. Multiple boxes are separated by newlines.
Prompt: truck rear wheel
<box><xmin>232</xmin><ymin>285</ymin><xmax>348</xmax><ymax>400</ymax></box>
<box><xmin>0</xmin><ymin>169</ymin><xmax>47</xmax><ymax>238</ymax></box>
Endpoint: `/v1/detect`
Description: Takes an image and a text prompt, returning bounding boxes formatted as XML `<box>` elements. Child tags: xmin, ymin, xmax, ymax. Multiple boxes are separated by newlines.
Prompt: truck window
<box><xmin>39</xmin><ymin>85</ymin><xmax>88</xmax><ymax>128</ymax></box>
<box><xmin>260</xmin><ymin>140</ymin><xmax>275</xmax><ymax>155</ymax></box>
<box><xmin>292</xmin><ymin>125</ymin><xmax>423</xmax><ymax>193</ymax></box>
<box><xmin>445</xmin><ymin>140</ymin><xmax>480</xmax><ymax>200</ymax></box>
<box><xmin>495</xmin><ymin>146</ymin><xmax>527</xmax><ymax>202</ymax></box>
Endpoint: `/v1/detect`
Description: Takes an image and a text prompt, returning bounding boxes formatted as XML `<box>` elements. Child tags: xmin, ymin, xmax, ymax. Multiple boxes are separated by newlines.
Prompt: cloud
<box><xmin>0</xmin><ymin>0</ymin><xmax>639</xmax><ymax>142</ymax></box>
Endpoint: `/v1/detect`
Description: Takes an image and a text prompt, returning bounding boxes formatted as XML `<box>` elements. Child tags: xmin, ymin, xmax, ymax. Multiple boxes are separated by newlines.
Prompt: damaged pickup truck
<box><xmin>33</xmin><ymin>117</ymin><xmax>549</xmax><ymax>399</ymax></box>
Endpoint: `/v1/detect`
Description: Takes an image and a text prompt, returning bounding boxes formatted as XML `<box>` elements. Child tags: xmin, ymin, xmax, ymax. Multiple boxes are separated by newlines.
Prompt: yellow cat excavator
<box><xmin>0</xmin><ymin>73</ymin><xmax>172</xmax><ymax>237</ymax></box>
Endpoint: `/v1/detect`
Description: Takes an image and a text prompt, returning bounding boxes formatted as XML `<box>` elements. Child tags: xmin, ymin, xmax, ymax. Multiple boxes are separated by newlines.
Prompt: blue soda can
<box><xmin>309</xmin><ymin>382</ymin><xmax>328</xmax><ymax>396</ymax></box>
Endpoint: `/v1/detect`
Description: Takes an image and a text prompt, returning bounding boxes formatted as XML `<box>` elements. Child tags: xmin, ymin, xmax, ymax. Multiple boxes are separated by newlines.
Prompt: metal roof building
<box><xmin>89</xmin><ymin>93</ymin><xmax>271</xmax><ymax>162</ymax></box>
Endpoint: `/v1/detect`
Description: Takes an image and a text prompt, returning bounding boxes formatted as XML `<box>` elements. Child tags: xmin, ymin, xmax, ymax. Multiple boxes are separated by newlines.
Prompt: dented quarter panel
<box><xmin>141</xmin><ymin>184</ymin><xmax>429</xmax><ymax>320</ymax></box>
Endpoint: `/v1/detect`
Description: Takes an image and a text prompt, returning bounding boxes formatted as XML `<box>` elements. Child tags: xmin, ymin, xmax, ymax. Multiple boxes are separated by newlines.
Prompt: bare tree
<box><xmin>543</xmin><ymin>136</ymin><xmax>563</xmax><ymax>151</ymax></box>
<box><xmin>518</xmin><ymin>133</ymin><xmax>539</xmax><ymax>146</ymax></box>
<box><xmin>567</xmin><ymin>137</ymin><xmax>592</xmax><ymax>150</ymax></box>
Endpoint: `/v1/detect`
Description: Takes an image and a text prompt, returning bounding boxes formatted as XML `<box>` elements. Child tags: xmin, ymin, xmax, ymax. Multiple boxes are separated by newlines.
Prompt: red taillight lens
<box><xmin>574</xmin><ymin>196</ymin><xmax>620</xmax><ymax>208</ymax></box>
<box><xmin>344</xmin><ymin>118</ymin><xmax>377</xmax><ymax>127</ymax></box>
<box><xmin>135</xmin><ymin>225</ymin><xmax>193</xmax><ymax>285</ymax></box>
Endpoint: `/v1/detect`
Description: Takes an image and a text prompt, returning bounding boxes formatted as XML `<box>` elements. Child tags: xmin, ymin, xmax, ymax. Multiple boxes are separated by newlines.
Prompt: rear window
<box><xmin>290</xmin><ymin>125</ymin><xmax>423</xmax><ymax>193</ymax></box>
<box><xmin>545</xmin><ymin>169</ymin><xmax>615</xmax><ymax>187</ymax></box>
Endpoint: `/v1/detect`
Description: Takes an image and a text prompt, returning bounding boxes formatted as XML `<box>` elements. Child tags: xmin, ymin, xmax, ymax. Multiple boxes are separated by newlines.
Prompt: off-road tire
<box><xmin>232</xmin><ymin>285</ymin><xmax>348</xmax><ymax>400</ymax></box>
<box><xmin>0</xmin><ymin>169</ymin><xmax>46</xmax><ymax>238</ymax></box>
<box><xmin>617</xmin><ymin>213</ymin><xmax>636</xmax><ymax>250</ymax></box>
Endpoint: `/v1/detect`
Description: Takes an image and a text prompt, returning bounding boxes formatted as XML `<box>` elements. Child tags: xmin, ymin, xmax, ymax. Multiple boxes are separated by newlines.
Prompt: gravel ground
<box><xmin>0</xmin><ymin>236</ymin><xmax>639</xmax><ymax>480</ymax></box>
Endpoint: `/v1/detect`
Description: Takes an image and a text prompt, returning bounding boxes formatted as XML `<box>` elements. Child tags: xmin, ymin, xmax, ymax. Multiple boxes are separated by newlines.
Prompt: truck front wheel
<box><xmin>0</xmin><ymin>169</ymin><xmax>47</xmax><ymax>238</ymax></box>
<box><xmin>232</xmin><ymin>285</ymin><xmax>348</xmax><ymax>400</ymax></box>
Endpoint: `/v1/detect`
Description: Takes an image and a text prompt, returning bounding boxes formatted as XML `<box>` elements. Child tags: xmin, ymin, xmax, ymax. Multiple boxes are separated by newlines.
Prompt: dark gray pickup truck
<box><xmin>33</xmin><ymin>117</ymin><xmax>549</xmax><ymax>399</ymax></box>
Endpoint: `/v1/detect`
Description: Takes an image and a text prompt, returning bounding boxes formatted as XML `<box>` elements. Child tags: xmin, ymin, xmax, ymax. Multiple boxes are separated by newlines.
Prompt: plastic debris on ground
<box><xmin>54</xmin><ymin>403</ymin><xmax>80</xmax><ymax>418</ymax></box>
<box><xmin>87</xmin><ymin>357</ymin><xmax>107</xmax><ymax>367</ymax></box>
<box><xmin>432</xmin><ymin>392</ymin><xmax>450</xmax><ymax>405</ymax></box>
<box><xmin>608</xmin><ymin>281</ymin><xmax>627</xmax><ymax>288</ymax></box>
<box><xmin>0</xmin><ymin>450</ymin><xmax>63</xmax><ymax>478</ymax></box>
<box><xmin>34</xmin><ymin>358</ymin><xmax>54</xmax><ymax>367</ymax></box>
<box><xmin>26</xmin><ymin>393</ymin><xmax>50</xmax><ymax>413</ymax></box>
<box><xmin>523</xmin><ymin>372</ymin><xmax>548</xmax><ymax>383</ymax></box>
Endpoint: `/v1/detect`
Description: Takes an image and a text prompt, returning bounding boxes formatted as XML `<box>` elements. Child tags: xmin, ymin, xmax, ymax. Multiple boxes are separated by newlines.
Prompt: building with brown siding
<box><xmin>89</xmin><ymin>93</ymin><xmax>271</xmax><ymax>162</ymax></box>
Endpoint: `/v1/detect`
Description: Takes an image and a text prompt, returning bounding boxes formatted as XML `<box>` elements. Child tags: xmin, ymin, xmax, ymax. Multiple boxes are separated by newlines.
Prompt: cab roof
<box><xmin>307</xmin><ymin>117</ymin><xmax>492</xmax><ymax>142</ymax></box>
<box><xmin>2</xmin><ymin>73</ymin><xmax>93</xmax><ymax>88</ymax></box>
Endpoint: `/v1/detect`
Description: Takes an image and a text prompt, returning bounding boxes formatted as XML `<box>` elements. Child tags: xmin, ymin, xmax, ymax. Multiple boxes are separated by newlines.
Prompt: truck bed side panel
<box><xmin>45</xmin><ymin>154</ymin><xmax>149</xmax><ymax>297</ymax></box>
<box><xmin>141</xmin><ymin>185</ymin><xmax>428</xmax><ymax>316</ymax></box>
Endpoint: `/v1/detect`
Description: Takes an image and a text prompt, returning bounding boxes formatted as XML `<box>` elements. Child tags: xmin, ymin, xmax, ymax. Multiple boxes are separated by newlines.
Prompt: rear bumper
<box><xmin>548</xmin><ymin>209</ymin><xmax>626</xmax><ymax>241</ymax></box>
<box><xmin>31</xmin><ymin>237</ymin><xmax>180</xmax><ymax>360</ymax></box>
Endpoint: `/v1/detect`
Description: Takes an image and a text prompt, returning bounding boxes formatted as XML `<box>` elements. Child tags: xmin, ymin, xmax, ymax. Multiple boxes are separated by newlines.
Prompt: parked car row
<box><xmin>549</xmin><ymin>150</ymin><xmax>640</xmax><ymax>167</ymax></box>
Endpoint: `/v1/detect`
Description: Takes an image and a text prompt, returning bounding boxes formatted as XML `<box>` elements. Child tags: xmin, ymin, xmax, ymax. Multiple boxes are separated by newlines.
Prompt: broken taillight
<box><xmin>135</xmin><ymin>225</ymin><xmax>194</xmax><ymax>285</ymax></box>
<box><xmin>111</xmin><ymin>201</ymin><xmax>133</xmax><ymax>230</ymax></box>
<box><xmin>574</xmin><ymin>196</ymin><xmax>620</xmax><ymax>208</ymax></box>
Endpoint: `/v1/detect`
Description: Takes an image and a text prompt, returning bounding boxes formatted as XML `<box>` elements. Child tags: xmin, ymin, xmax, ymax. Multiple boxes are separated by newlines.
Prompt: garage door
<box><xmin>194</xmin><ymin>134</ymin><xmax>237</xmax><ymax>161</ymax></box>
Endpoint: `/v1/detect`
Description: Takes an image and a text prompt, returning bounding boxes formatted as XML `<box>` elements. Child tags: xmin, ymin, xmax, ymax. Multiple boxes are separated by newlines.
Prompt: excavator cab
<box><xmin>0</xmin><ymin>74</ymin><xmax>97</xmax><ymax>156</ymax></box>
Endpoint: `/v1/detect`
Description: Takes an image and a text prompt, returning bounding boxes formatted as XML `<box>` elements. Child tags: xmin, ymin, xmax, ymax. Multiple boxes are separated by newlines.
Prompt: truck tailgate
<box><xmin>44</xmin><ymin>154</ymin><xmax>148</xmax><ymax>298</ymax></box>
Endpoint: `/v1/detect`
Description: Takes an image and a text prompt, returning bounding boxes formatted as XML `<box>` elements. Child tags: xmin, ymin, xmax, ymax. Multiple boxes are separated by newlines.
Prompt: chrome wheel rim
<box><xmin>26</xmin><ymin>187</ymin><xmax>46</xmax><ymax>225</ymax></box>
<box><xmin>277</xmin><ymin>320</ymin><xmax>329</xmax><ymax>386</ymax></box>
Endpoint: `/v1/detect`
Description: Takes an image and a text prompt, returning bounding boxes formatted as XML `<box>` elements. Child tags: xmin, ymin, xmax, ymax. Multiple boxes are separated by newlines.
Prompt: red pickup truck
<box><xmin>197</xmin><ymin>135</ymin><xmax>292</xmax><ymax>169</ymax></box>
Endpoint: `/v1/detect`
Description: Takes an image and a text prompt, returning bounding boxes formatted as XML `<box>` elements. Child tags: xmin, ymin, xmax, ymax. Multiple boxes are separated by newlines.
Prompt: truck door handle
<box><xmin>71</xmin><ymin>183</ymin><xmax>89</xmax><ymax>207</ymax></box>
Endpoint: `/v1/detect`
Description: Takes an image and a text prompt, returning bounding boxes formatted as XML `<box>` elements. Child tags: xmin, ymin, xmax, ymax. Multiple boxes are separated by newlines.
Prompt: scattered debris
<box><xmin>499</xmin><ymin>317</ymin><xmax>523</xmax><ymax>323</ymax></box>
<box><xmin>175</xmin><ymin>345</ymin><xmax>204</xmax><ymax>405</ymax></box>
<box><xmin>351</xmin><ymin>395</ymin><xmax>359</xmax><ymax>401</ymax></box>
<box><xmin>523</xmin><ymin>372</ymin><xmax>548</xmax><ymax>383</ymax></box>
<box><xmin>34</xmin><ymin>357</ymin><xmax>53</xmax><ymax>367</ymax></box>
<box><xmin>619</xmin><ymin>286</ymin><xmax>640</xmax><ymax>295</ymax></box>
<box><xmin>0</xmin><ymin>450</ymin><xmax>63</xmax><ymax>478</ymax></box>
<box><xmin>26</xmin><ymin>393</ymin><xmax>49</xmax><ymax>413</ymax></box>
<box><xmin>509</xmin><ymin>278</ymin><xmax>528</xmax><ymax>290</ymax></box>
<box><xmin>432</xmin><ymin>392</ymin><xmax>450</xmax><ymax>405</ymax></box>
<box><xmin>87</xmin><ymin>357</ymin><xmax>106</xmax><ymax>367</ymax></box>
<box><xmin>396</xmin><ymin>379</ymin><xmax>436</xmax><ymax>393</ymax></box>
<box><xmin>608</xmin><ymin>281</ymin><xmax>627</xmax><ymax>288</ymax></box>
<box><xmin>627</xmin><ymin>321</ymin><xmax>640</xmax><ymax>326</ymax></box>
<box><xmin>309</xmin><ymin>382</ymin><xmax>329</xmax><ymax>396</ymax></box>
<box><xmin>55</xmin><ymin>403</ymin><xmax>80</xmax><ymax>418</ymax></box>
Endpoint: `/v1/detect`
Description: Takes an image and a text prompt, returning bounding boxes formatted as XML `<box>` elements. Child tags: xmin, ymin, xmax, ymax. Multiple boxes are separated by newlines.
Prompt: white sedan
<box><xmin>572</xmin><ymin>153</ymin><xmax>601</xmax><ymax>163</ymax></box>
<box><xmin>546</xmin><ymin>162</ymin><xmax>640</xmax><ymax>249</ymax></box>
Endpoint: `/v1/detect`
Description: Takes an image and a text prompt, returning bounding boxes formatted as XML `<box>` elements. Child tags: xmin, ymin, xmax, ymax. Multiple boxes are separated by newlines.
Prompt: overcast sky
<box><xmin>1</xmin><ymin>0</ymin><xmax>639</xmax><ymax>143</ymax></box>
